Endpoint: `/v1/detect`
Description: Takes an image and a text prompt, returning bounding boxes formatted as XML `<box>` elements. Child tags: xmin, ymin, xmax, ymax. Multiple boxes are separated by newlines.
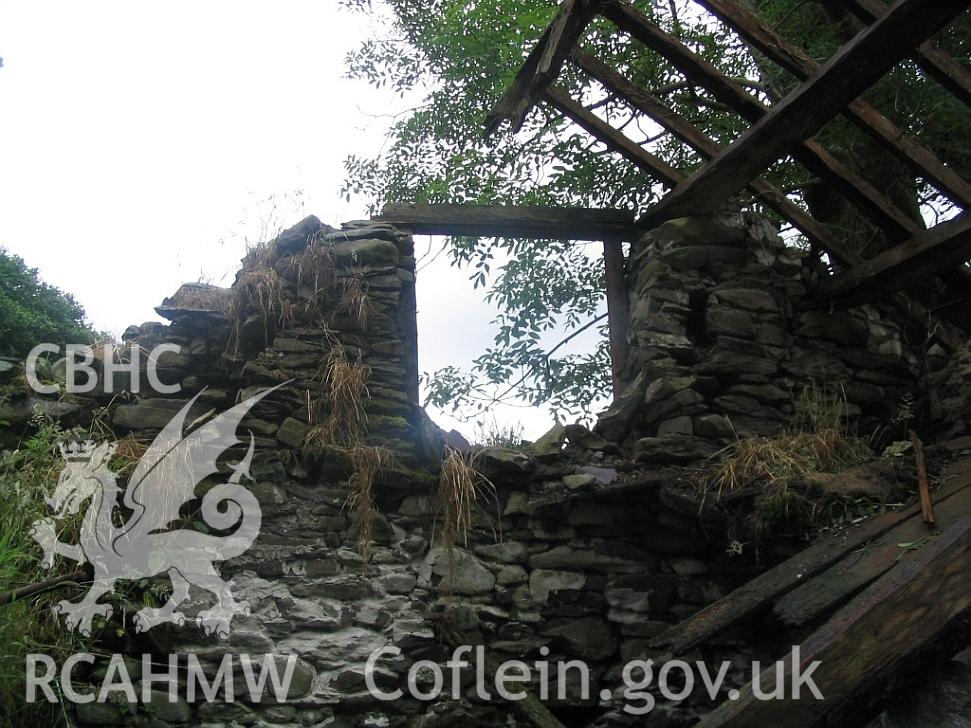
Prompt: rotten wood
<box><xmin>0</xmin><ymin>569</ymin><xmax>88</xmax><ymax>607</ymax></box>
<box><xmin>772</xmin><ymin>478</ymin><xmax>971</xmax><ymax>626</ymax></box>
<box><xmin>649</xmin><ymin>470</ymin><xmax>971</xmax><ymax>653</ymax></box>
<box><xmin>641</xmin><ymin>0</ymin><xmax>971</xmax><ymax>226</ymax></box>
<box><xmin>598</xmin><ymin>1</ymin><xmax>921</xmax><ymax>240</ymax></box>
<box><xmin>375</xmin><ymin>203</ymin><xmax>638</xmax><ymax>242</ymax></box>
<box><xmin>910</xmin><ymin>430</ymin><xmax>936</xmax><ymax>525</ymax></box>
<box><xmin>696</xmin><ymin>0</ymin><xmax>971</xmax><ymax>210</ymax></box>
<box><xmin>837</xmin><ymin>0</ymin><xmax>971</xmax><ymax>107</ymax></box>
<box><xmin>485</xmin><ymin>0</ymin><xmax>598</xmax><ymax>137</ymax></box>
<box><xmin>818</xmin><ymin>213</ymin><xmax>971</xmax><ymax>303</ymax></box>
<box><xmin>696</xmin><ymin>513</ymin><xmax>971</xmax><ymax>728</ymax></box>
<box><xmin>602</xmin><ymin>238</ymin><xmax>629</xmax><ymax>396</ymax></box>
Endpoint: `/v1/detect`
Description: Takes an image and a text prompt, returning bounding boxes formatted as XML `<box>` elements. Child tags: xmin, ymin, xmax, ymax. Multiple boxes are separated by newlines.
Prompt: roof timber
<box><xmin>543</xmin><ymin>85</ymin><xmax>684</xmax><ymax>188</ymax></box>
<box><xmin>598</xmin><ymin>1</ymin><xmax>922</xmax><ymax>239</ymax></box>
<box><xmin>694</xmin><ymin>0</ymin><xmax>971</xmax><ymax>211</ymax></box>
<box><xmin>373</xmin><ymin>203</ymin><xmax>638</xmax><ymax>241</ymax></box>
<box><xmin>572</xmin><ymin>49</ymin><xmax>865</xmax><ymax>265</ymax></box>
<box><xmin>819</xmin><ymin>213</ymin><xmax>971</xmax><ymax>303</ymax></box>
<box><xmin>640</xmin><ymin>0</ymin><xmax>971</xmax><ymax>227</ymax></box>
<box><xmin>837</xmin><ymin>0</ymin><xmax>971</xmax><ymax>107</ymax></box>
<box><xmin>484</xmin><ymin>0</ymin><xmax>598</xmax><ymax>137</ymax></box>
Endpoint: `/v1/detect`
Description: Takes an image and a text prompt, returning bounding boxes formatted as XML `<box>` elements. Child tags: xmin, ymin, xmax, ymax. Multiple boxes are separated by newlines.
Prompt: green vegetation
<box><xmin>339</xmin><ymin>0</ymin><xmax>970</xmax><ymax>417</ymax></box>
<box><xmin>0</xmin><ymin>417</ymin><xmax>90</xmax><ymax>727</ymax></box>
<box><xmin>0</xmin><ymin>249</ymin><xmax>94</xmax><ymax>358</ymax></box>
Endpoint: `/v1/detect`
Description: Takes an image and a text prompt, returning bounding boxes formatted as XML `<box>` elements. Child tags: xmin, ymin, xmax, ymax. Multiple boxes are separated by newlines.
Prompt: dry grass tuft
<box><xmin>436</xmin><ymin>447</ymin><xmax>497</xmax><ymax>553</ymax></box>
<box><xmin>344</xmin><ymin>445</ymin><xmax>393</xmax><ymax>564</ymax></box>
<box><xmin>337</xmin><ymin>273</ymin><xmax>376</xmax><ymax>328</ymax></box>
<box><xmin>306</xmin><ymin>348</ymin><xmax>371</xmax><ymax>450</ymax></box>
<box><xmin>288</xmin><ymin>239</ymin><xmax>337</xmax><ymax>309</ymax></box>
<box><xmin>228</xmin><ymin>268</ymin><xmax>295</xmax><ymax>352</ymax></box>
<box><xmin>709</xmin><ymin>383</ymin><xmax>872</xmax><ymax>497</ymax></box>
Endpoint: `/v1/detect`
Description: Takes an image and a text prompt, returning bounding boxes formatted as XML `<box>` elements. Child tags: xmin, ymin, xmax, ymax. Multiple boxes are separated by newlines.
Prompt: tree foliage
<box><xmin>0</xmin><ymin>249</ymin><xmax>94</xmax><ymax>358</ymax></box>
<box><xmin>340</xmin><ymin>0</ymin><xmax>970</xmax><ymax>419</ymax></box>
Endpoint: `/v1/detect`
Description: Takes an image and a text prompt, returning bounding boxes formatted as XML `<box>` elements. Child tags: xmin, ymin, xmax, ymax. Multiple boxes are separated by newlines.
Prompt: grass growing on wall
<box><xmin>0</xmin><ymin>418</ymin><xmax>91</xmax><ymax>727</ymax></box>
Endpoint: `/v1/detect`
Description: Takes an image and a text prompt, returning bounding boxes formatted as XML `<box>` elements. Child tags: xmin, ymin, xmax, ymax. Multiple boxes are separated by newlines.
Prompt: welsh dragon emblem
<box><xmin>29</xmin><ymin>384</ymin><xmax>284</xmax><ymax>638</ymax></box>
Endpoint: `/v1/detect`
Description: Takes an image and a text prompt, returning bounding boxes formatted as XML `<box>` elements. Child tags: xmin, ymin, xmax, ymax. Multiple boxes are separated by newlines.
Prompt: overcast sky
<box><xmin>0</xmin><ymin>1</ymin><xmax>601</xmax><ymax>440</ymax></box>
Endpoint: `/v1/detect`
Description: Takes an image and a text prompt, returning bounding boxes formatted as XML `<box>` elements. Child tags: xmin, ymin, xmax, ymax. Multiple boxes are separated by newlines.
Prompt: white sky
<box><xmin>0</xmin><ymin>1</ymin><xmax>600</xmax><ymax>440</ymax></box>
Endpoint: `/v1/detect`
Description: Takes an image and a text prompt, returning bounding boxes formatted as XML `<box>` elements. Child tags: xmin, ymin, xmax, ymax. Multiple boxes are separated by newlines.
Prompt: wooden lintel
<box><xmin>543</xmin><ymin>85</ymin><xmax>684</xmax><ymax>188</ymax></box>
<box><xmin>837</xmin><ymin>0</ymin><xmax>971</xmax><ymax>107</ymax></box>
<box><xmin>819</xmin><ymin>213</ymin><xmax>971</xmax><ymax>303</ymax></box>
<box><xmin>642</xmin><ymin>0</ymin><xmax>970</xmax><ymax>227</ymax></box>
<box><xmin>374</xmin><ymin>203</ymin><xmax>638</xmax><ymax>241</ymax></box>
<box><xmin>599</xmin><ymin>1</ymin><xmax>920</xmax><ymax>239</ymax></box>
<box><xmin>484</xmin><ymin>0</ymin><xmax>598</xmax><ymax>137</ymax></box>
<box><xmin>696</xmin><ymin>0</ymin><xmax>971</xmax><ymax>210</ymax></box>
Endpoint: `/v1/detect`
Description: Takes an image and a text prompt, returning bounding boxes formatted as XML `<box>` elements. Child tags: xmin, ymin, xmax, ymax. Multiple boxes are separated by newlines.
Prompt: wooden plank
<box><xmin>649</xmin><ymin>470</ymin><xmax>971</xmax><ymax>653</ymax></box>
<box><xmin>642</xmin><ymin>0</ymin><xmax>971</xmax><ymax>226</ymax></box>
<box><xmin>819</xmin><ymin>213</ymin><xmax>971</xmax><ymax>303</ymax></box>
<box><xmin>485</xmin><ymin>0</ymin><xmax>597</xmax><ymax>137</ymax></box>
<box><xmin>837</xmin><ymin>0</ymin><xmax>971</xmax><ymax>107</ymax></box>
<box><xmin>374</xmin><ymin>203</ymin><xmax>639</xmax><ymax>241</ymax></box>
<box><xmin>696</xmin><ymin>0</ymin><xmax>971</xmax><ymax>210</ymax></box>
<box><xmin>772</xmin><ymin>481</ymin><xmax>971</xmax><ymax>627</ymax></box>
<box><xmin>697</xmin><ymin>513</ymin><xmax>971</xmax><ymax>728</ymax></box>
<box><xmin>599</xmin><ymin>1</ymin><xmax>920</xmax><ymax>239</ymax></box>
<box><xmin>911</xmin><ymin>430</ymin><xmax>936</xmax><ymax>525</ymax></box>
<box><xmin>542</xmin><ymin>85</ymin><xmax>685</xmax><ymax>187</ymax></box>
<box><xmin>603</xmin><ymin>238</ymin><xmax>629</xmax><ymax>396</ymax></box>
<box><xmin>572</xmin><ymin>49</ymin><xmax>865</xmax><ymax>265</ymax></box>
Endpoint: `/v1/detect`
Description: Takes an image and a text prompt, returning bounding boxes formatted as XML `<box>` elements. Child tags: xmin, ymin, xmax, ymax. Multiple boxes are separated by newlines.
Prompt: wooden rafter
<box><xmin>485</xmin><ymin>0</ymin><xmax>598</xmax><ymax>137</ymax></box>
<box><xmin>837</xmin><ymin>0</ymin><xmax>971</xmax><ymax>107</ymax></box>
<box><xmin>694</xmin><ymin>0</ymin><xmax>971</xmax><ymax>210</ymax></box>
<box><xmin>572</xmin><ymin>49</ymin><xmax>864</xmax><ymax>265</ymax></box>
<box><xmin>819</xmin><ymin>214</ymin><xmax>971</xmax><ymax>303</ymax></box>
<box><xmin>598</xmin><ymin>1</ymin><xmax>921</xmax><ymax>239</ymax></box>
<box><xmin>543</xmin><ymin>85</ymin><xmax>684</xmax><ymax>187</ymax></box>
<box><xmin>640</xmin><ymin>0</ymin><xmax>971</xmax><ymax>227</ymax></box>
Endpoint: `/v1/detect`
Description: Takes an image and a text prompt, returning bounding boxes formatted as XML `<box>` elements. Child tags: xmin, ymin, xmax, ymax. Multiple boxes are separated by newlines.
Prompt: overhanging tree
<box><xmin>340</xmin><ymin>0</ymin><xmax>970</xmax><ymax>420</ymax></box>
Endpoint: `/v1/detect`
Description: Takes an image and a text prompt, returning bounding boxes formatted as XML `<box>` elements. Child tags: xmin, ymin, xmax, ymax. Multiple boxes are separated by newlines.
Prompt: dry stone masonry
<box><xmin>4</xmin><ymin>213</ymin><xmax>965</xmax><ymax>728</ymax></box>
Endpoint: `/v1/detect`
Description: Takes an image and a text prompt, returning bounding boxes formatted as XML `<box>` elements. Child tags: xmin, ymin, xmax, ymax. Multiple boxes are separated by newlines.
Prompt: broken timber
<box><xmin>696</xmin><ymin>513</ymin><xmax>971</xmax><ymax>728</ymax></box>
<box><xmin>650</xmin><ymin>460</ymin><xmax>971</xmax><ymax>653</ymax></box>
<box><xmin>641</xmin><ymin>0</ymin><xmax>971</xmax><ymax>227</ymax></box>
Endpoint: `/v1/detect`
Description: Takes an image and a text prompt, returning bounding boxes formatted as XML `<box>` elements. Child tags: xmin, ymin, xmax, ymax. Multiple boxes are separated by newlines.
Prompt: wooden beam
<box><xmin>374</xmin><ymin>203</ymin><xmax>638</xmax><ymax>241</ymax></box>
<box><xmin>572</xmin><ymin>48</ymin><xmax>864</xmax><ymax>265</ymax></box>
<box><xmin>643</xmin><ymin>0</ymin><xmax>971</xmax><ymax>227</ymax></box>
<box><xmin>837</xmin><ymin>0</ymin><xmax>971</xmax><ymax>107</ymax></box>
<box><xmin>599</xmin><ymin>1</ymin><xmax>920</xmax><ymax>239</ymax></box>
<box><xmin>543</xmin><ymin>84</ymin><xmax>684</xmax><ymax>187</ymax></box>
<box><xmin>484</xmin><ymin>0</ymin><xmax>598</xmax><ymax>137</ymax></box>
<box><xmin>771</xmin><ymin>480</ymin><xmax>971</xmax><ymax>627</ymax></box>
<box><xmin>819</xmin><ymin>214</ymin><xmax>971</xmax><ymax>303</ymax></box>
<box><xmin>650</xmin><ymin>471</ymin><xmax>971</xmax><ymax>654</ymax></box>
<box><xmin>696</xmin><ymin>514</ymin><xmax>971</xmax><ymax>728</ymax></box>
<box><xmin>603</xmin><ymin>238</ymin><xmax>629</xmax><ymax>396</ymax></box>
<box><xmin>695</xmin><ymin>0</ymin><xmax>971</xmax><ymax>210</ymax></box>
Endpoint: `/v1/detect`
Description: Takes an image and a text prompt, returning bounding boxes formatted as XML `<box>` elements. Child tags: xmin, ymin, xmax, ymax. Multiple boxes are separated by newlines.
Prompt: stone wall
<box><xmin>6</xmin><ymin>212</ymin><xmax>954</xmax><ymax>728</ymax></box>
<box><xmin>597</xmin><ymin>214</ymin><xmax>919</xmax><ymax>460</ymax></box>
